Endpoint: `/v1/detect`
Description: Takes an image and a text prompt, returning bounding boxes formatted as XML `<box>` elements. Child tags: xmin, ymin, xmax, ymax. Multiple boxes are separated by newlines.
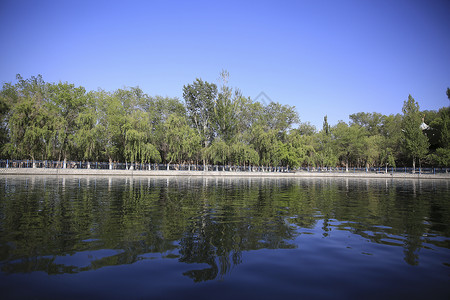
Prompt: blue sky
<box><xmin>1</xmin><ymin>0</ymin><xmax>449</xmax><ymax>129</ymax></box>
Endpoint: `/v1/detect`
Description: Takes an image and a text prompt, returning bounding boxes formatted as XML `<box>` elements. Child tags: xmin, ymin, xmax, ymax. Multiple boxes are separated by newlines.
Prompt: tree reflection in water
<box><xmin>0</xmin><ymin>176</ymin><xmax>449</xmax><ymax>280</ymax></box>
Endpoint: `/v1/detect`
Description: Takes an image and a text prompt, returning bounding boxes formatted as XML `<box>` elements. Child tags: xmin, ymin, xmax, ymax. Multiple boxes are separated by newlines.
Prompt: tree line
<box><xmin>0</xmin><ymin>72</ymin><xmax>449</xmax><ymax>168</ymax></box>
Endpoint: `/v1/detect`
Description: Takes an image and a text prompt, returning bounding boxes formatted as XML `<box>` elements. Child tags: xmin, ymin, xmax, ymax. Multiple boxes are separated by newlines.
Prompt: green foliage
<box><xmin>183</xmin><ymin>78</ymin><xmax>218</xmax><ymax>147</ymax></box>
<box><xmin>264</xmin><ymin>102</ymin><xmax>299</xmax><ymax>140</ymax></box>
<box><xmin>213</xmin><ymin>70</ymin><xmax>240</xmax><ymax>143</ymax></box>
<box><xmin>313</xmin><ymin>131</ymin><xmax>337</xmax><ymax>167</ymax></box>
<box><xmin>297</xmin><ymin>122</ymin><xmax>316</xmax><ymax>136</ymax></box>
<box><xmin>380</xmin><ymin>114</ymin><xmax>403</xmax><ymax>160</ymax></box>
<box><xmin>231</xmin><ymin>142</ymin><xmax>259</xmax><ymax>166</ymax></box>
<box><xmin>207</xmin><ymin>139</ymin><xmax>230</xmax><ymax>165</ymax></box>
<box><xmin>363</xmin><ymin>135</ymin><xmax>383</xmax><ymax>168</ymax></box>
<box><xmin>428</xmin><ymin>148</ymin><xmax>450</xmax><ymax>167</ymax></box>
<box><xmin>6</xmin><ymin>97</ymin><xmax>51</xmax><ymax>160</ymax></box>
<box><xmin>1</xmin><ymin>74</ymin><xmax>449</xmax><ymax>168</ymax></box>
<box><xmin>164</xmin><ymin>114</ymin><xmax>201</xmax><ymax>164</ymax></box>
<box><xmin>332</xmin><ymin>122</ymin><xmax>366</xmax><ymax>170</ymax></box>
<box><xmin>322</xmin><ymin>115</ymin><xmax>330</xmax><ymax>135</ymax></box>
<box><xmin>430</xmin><ymin>107</ymin><xmax>450</xmax><ymax>149</ymax></box>
<box><xmin>123</xmin><ymin>109</ymin><xmax>160</xmax><ymax>163</ymax></box>
<box><xmin>46</xmin><ymin>81</ymin><xmax>88</xmax><ymax>161</ymax></box>
<box><xmin>401</xmin><ymin>95</ymin><xmax>429</xmax><ymax>168</ymax></box>
<box><xmin>350</xmin><ymin>112</ymin><xmax>384</xmax><ymax>135</ymax></box>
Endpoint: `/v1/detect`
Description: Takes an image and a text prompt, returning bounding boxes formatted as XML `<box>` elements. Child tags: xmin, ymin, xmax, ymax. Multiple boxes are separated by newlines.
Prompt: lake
<box><xmin>0</xmin><ymin>175</ymin><xmax>449</xmax><ymax>299</ymax></box>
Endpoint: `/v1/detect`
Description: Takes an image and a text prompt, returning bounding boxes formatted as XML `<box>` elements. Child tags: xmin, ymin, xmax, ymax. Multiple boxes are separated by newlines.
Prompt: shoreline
<box><xmin>1</xmin><ymin>168</ymin><xmax>449</xmax><ymax>180</ymax></box>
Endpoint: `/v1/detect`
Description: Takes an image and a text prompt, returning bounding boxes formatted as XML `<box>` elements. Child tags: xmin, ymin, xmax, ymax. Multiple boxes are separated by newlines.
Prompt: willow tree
<box><xmin>1</xmin><ymin>75</ymin><xmax>53</xmax><ymax>162</ymax></box>
<box><xmin>282</xmin><ymin>129</ymin><xmax>313</xmax><ymax>168</ymax></box>
<box><xmin>6</xmin><ymin>96</ymin><xmax>51</xmax><ymax>161</ymax></box>
<box><xmin>123</xmin><ymin>109</ymin><xmax>160</xmax><ymax>166</ymax></box>
<box><xmin>72</xmin><ymin>92</ymin><xmax>104</xmax><ymax>161</ymax></box>
<box><xmin>207</xmin><ymin>139</ymin><xmax>230</xmax><ymax>166</ymax></box>
<box><xmin>47</xmin><ymin>82</ymin><xmax>88</xmax><ymax>165</ymax></box>
<box><xmin>230</xmin><ymin>142</ymin><xmax>259</xmax><ymax>168</ymax></box>
<box><xmin>401</xmin><ymin>95</ymin><xmax>429</xmax><ymax>171</ymax></box>
<box><xmin>163</xmin><ymin>114</ymin><xmax>201</xmax><ymax>168</ymax></box>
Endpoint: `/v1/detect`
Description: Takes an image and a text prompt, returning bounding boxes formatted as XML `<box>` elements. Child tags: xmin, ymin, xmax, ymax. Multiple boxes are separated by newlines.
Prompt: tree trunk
<box><xmin>203</xmin><ymin>140</ymin><xmax>207</xmax><ymax>172</ymax></box>
<box><xmin>412</xmin><ymin>157</ymin><xmax>416</xmax><ymax>174</ymax></box>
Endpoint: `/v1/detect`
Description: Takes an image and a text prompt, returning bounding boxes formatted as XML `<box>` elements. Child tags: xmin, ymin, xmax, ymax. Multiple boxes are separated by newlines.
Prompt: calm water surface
<box><xmin>0</xmin><ymin>176</ymin><xmax>449</xmax><ymax>299</ymax></box>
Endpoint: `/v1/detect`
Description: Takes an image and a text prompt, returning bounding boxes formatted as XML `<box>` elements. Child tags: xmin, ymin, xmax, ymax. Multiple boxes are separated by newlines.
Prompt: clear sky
<box><xmin>1</xmin><ymin>0</ymin><xmax>449</xmax><ymax>129</ymax></box>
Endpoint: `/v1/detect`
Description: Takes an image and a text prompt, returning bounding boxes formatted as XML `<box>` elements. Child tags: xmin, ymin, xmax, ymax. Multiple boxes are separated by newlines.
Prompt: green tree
<box><xmin>250</xmin><ymin>125</ymin><xmax>279</xmax><ymax>168</ymax></box>
<box><xmin>5</xmin><ymin>97</ymin><xmax>52</xmax><ymax>161</ymax></box>
<box><xmin>183</xmin><ymin>79</ymin><xmax>218</xmax><ymax>168</ymax></box>
<box><xmin>297</xmin><ymin>122</ymin><xmax>316</xmax><ymax>136</ymax></box>
<box><xmin>323</xmin><ymin>115</ymin><xmax>330</xmax><ymax>135</ymax></box>
<box><xmin>437</xmin><ymin>107</ymin><xmax>450</xmax><ymax>149</ymax></box>
<box><xmin>213</xmin><ymin>70</ymin><xmax>239</xmax><ymax>143</ymax></box>
<box><xmin>281</xmin><ymin>129</ymin><xmax>314</xmax><ymax>168</ymax></box>
<box><xmin>313</xmin><ymin>119</ymin><xmax>337</xmax><ymax>168</ymax></box>
<box><xmin>207</xmin><ymin>139</ymin><xmax>230</xmax><ymax>165</ymax></box>
<box><xmin>332</xmin><ymin>122</ymin><xmax>366</xmax><ymax>171</ymax></box>
<box><xmin>401</xmin><ymin>95</ymin><xmax>429</xmax><ymax>171</ymax></box>
<box><xmin>349</xmin><ymin>112</ymin><xmax>384</xmax><ymax>135</ymax></box>
<box><xmin>164</xmin><ymin>114</ymin><xmax>201</xmax><ymax>167</ymax></box>
<box><xmin>363</xmin><ymin>135</ymin><xmax>383</xmax><ymax>169</ymax></box>
<box><xmin>380</xmin><ymin>113</ymin><xmax>402</xmax><ymax>167</ymax></box>
<box><xmin>73</xmin><ymin>92</ymin><xmax>104</xmax><ymax>161</ymax></box>
<box><xmin>230</xmin><ymin>142</ymin><xmax>259</xmax><ymax>167</ymax></box>
<box><xmin>426</xmin><ymin>90</ymin><xmax>450</xmax><ymax>167</ymax></box>
<box><xmin>47</xmin><ymin>82</ymin><xmax>88</xmax><ymax>164</ymax></box>
<box><xmin>1</xmin><ymin>75</ymin><xmax>53</xmax><ymax>162</ymax></box>
<box><xmin>264</xmin><ymin>102</ymin><xmax>299</xmax><ymax>141</ymax></box>
<box><xmin>124</xmin><ymin>109</ymin><xmax>160</xmax><ymax>165</ymax></box>
<box><xmin>0</xmin><ymin>82</ymin><xmax>17</xmax><ymax>156</ymax></box>
<box><xmin>141</xmin><ymin>95</ymin><xmax>186</xmax><ymax>163</ymax></box>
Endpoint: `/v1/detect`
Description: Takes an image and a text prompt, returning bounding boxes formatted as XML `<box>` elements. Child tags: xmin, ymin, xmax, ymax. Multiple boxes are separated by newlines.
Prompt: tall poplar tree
<box><xmin>183</xmin><ymin>78</ymin><xmax>217</xmax><ymax>168</ymax></box>
<box><xmin>401</xmin><ymin>95</ymin><xmax>429</xmax><ymax>171</ymax></box>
